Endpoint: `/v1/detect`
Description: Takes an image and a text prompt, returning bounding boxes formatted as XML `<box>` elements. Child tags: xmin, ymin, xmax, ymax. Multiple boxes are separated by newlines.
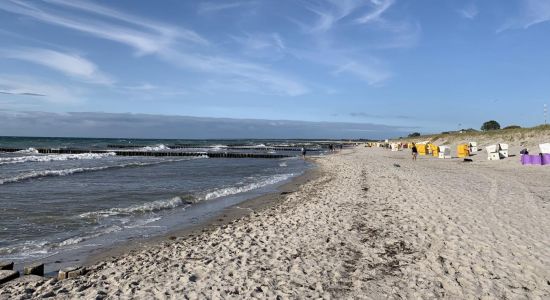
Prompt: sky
<box><xmin>0</xmin><ymin>0</ymin><xmax>549</xmax><ymax>139</ymax></box>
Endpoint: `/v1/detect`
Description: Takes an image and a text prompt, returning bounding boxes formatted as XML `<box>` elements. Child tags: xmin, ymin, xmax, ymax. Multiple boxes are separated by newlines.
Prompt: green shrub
<box><xmin>481</xmin><ymin>120</ymin><xmax>501</xmax><ymax>131</ymax></box>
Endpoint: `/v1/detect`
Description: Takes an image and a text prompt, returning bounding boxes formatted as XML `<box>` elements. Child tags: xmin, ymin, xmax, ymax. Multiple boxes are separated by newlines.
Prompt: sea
<box><xmin>0</xmin><ymin>137</ymin><xmax>323</xmax><ymax>272</ymax></box>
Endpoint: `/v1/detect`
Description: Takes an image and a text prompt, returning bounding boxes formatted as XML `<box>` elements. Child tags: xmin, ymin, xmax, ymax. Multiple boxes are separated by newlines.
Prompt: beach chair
<box><xmin>431</xmin><ymin>144</ymin><xmax>439</xmax><ymax>157</ymax></box>
<box><xmin>486</xmin><ymin>145</ymin><xmax>500</xmax><ymax>160</ymax></box>
<box><xmin>469</xmin><ymin>142</ymin><xmax>477</xmax><ymax>153</ymax></box>
<box><xmin>417</xmin><ymin>144</ymin><xmax>427</xmax><ymax>155</ymax></box>
<box><xmin>498</xmin><ymin>143</ymin><xmax>509</xmax><ymax>158</ymax></box>
<box><xmin>390</xmin><ymin>143</ymin><xmax>399</xmax><ymax>151</ymax></box>
<box><xmin>539</xmin><ymin>143</ymin><xmax>550</xmax><ymax>154</ymax></box>
<box><xmin>438</xmin><ymin>146</ymin><xmax>451</xmax><ymax>159</ymax></box>
<box><xmin>428</xmin><ymin>144</ymin><xmax>436</xmax><ymax>155</ymax></box>
<box><xmin>457</xmin><ymin>144</ymin><xmax>470</xmax><ymax>158</ymax></box>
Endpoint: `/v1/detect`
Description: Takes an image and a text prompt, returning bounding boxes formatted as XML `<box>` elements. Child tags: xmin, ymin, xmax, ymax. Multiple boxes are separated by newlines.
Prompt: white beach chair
<box><xmin>539</xmin><ymin>143</ymin><xmax>550</xmax><ymax>154</ymax></box>
<box><xmin>498</xmin><ymin>143</ymin><xmax>509</xmax><ymax>158</ymax></box>
<box><xmin>469</xmin><ymin>142</ymin><xmax>477</xmax><ymax>153</ymax></box>
<box><xmin>486</xmin><ymin>145</ymin><xmax>500</xmax><ymax>160</ymax></box>
<box><xmin>390</xmin><ymin>143</ymin><xmax>399</xmax><ymax>151</ymax></box>
<box><xmin>438</xmin><ymin>146</ymin><xmax>451</xmax><ymax>159</ymax></box>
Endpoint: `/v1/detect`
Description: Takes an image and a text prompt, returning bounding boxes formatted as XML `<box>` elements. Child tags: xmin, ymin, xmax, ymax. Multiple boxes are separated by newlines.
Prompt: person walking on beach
<box><xmin>411</xmin><ymin>143</ymin><xmax>418</xmax><ymax>161</ymax></box>
<box><xmin>301</xmin><ymin>147</ymin><xmax>306</xmax><ymax>158</ymax></box>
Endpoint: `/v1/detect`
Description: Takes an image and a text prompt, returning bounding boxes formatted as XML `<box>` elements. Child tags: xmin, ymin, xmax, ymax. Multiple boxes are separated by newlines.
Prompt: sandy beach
<box><xmin>2</xmin><ymin>146</ymin><xmax>550</xmax><ymax>299</ymax></box>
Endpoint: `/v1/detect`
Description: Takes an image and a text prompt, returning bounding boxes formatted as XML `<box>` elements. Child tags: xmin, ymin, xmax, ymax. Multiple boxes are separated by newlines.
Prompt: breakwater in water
<box><xmin>0</xmin><ymin>148</ymin><xmax>292</xmax><ymax>158</ymax></box>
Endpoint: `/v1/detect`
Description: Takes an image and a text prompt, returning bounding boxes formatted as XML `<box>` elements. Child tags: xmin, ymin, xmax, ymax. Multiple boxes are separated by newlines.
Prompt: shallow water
<box><xmin>0</xmin><ymin>137</ymin><xmax>318</xmax><ymax>266</ymax></box>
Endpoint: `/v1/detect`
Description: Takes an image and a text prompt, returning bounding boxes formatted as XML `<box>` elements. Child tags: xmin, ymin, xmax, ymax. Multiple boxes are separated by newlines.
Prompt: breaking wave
<box><xmin>79</xmin><ymin>196</ymin><xmax>195</xmax><ymax>219</ymax></box>
<box><xmin>204</xmin><ymin>173</ymin><xmax>294</xmax><ymax>201</ymax></box>
<box><xmin>0</xmin><ymin>158</ymin><xmax>201</xmax><ymax>185</ymax></box>
<box><xmin>139</xmin><ymin>144</ymin><xmax>170</xmax><ymax>151</ymax></box>
<box><xmin>0</xmin><ymin>152</ymin><xmax>116</xmax><ymax>165</ymax></box>
<box><xmin>15</xmin><ymin>148</ymin><xmax>39</xmax><ymax>154</ymax></box>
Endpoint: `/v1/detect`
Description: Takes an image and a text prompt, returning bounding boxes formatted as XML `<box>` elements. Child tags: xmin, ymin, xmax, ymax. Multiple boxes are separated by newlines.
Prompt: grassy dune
<box><xmin>400</xmin><ymin>125</ymin><xmax>550</xmax><ymax>151</ymax></box>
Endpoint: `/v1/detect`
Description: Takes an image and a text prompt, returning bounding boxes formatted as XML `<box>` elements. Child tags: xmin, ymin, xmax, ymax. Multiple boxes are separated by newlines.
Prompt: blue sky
<box><xmin>0</xmin><ymin>0</ymin><xmax>549</xmax><ymax>138</ymax></box>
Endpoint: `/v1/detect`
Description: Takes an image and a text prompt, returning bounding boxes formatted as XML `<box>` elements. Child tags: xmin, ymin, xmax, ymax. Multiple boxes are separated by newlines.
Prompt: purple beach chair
<box><xmin>531</xmin><ymin>154</ymin><xmax>542</xmax><ymax>165</ymax></box>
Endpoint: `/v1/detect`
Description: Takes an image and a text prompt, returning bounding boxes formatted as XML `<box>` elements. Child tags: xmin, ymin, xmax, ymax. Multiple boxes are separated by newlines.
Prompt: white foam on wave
<box><xmin>0</xmin><ymin>152</ymin><xmax>116</xmax><ymax>165</ymax></box>
<box><xmin>204</xmin><ymin>173</ymin><xmax>294</xmax><ymax>201</ymax></box>
<box><xmin>0</xmin><ymin>158</ymin><xmax>197</xmax><ymax>185</ymax></box>
<box><xmin>0</xmin><ymin>166</ymin><xmax>110</xmax><ymax>185</ymax></box>
<box><xmin>79</xmin><ymin>196</ymin><xmax>192</xmax><ymax>219</ymax></box>
<box><xmin>0</xmin><ymin>240</ymin><xmax>49</xmax><ymax>257</ymax></box>
<box><xmin>57</xmin><ymin>236</ymin><xmax>84</xmax><ymax>247</ymax></box>
<box><xmin>139</xmin><ymin>144</ymin><xmax>170</xmax><ymax>151</ymax></box>
<box><xmin>15</xmin><ymin>147</ymin><xmax>39</xmax><ymax>154</ymax></box>
<box><xmin>55</xmin><ymin>225</ymin><xmax>123</xmax><ymax>248</ymax></box>
<box><xmin>123</xmin><ymin>217</ymin><xmax>162</xmax><ymax>228</ymax></box>
<box><xmin>210</xmin><ymin>144</ymin><xmax>228</xmax><ymax>151</ymax></box>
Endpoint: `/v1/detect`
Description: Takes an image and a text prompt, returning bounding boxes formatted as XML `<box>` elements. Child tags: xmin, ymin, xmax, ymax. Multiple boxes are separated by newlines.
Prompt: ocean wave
<box><xmin>204</xmin><ymin>173</ymin><xmax>294</xmax><ymax>201</ymax></box>
<box><xmin>54</xmin><ymin>225</ymin><xmax>123</xmax><ymax>248</ymax></box>
<box><xmin>139</xmin><ymin>144</ymin><xmax>170</xmax><ymax>151</ymax></box>
<box><xmin>0</xmin><ymin>158</ymin><xmax>197</xmax><ymax>185</ymax></box>
<box><xmin>16</xmin><ymin>147</ymin><xmax>39</xmax><ymax>154</ymax></box>
<box><xmin>57</xmin><ymin>236</ymin><xmax>84</xmax><ymax>247</ymax></box>
<box><xmin>210</xmin><ymin>144</ymin><xmax>228</xmax><ymax>151</ymax></box>
<box><xmin>0</xmin><ymin>240</ymin><xmax>49</xmax><ymax>257</ymax></box>
<box><xmin>79</xmin><ymin>196</ymin><xmax>194</xmax><ymax>218</ymax></box>
<box><xmin>0</xmin><ymin>152</ymin><xmax>116</xmax><ymax>165</ymax></box>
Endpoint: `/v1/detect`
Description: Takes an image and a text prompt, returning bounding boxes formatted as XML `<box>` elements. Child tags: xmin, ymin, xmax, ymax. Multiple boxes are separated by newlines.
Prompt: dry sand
<box><xmin>1</xmin><ymin>147</ymin><xmax>550</xmax><ymax>299</ymax></box>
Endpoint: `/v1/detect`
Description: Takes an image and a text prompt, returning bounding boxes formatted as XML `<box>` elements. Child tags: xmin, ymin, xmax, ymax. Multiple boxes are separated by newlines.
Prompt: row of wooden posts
<box><xmin>106</xmin><ymin>144</ymin><xmax>323</xmax><ymax>152</ymax></box>
<box><xmin>0</xmin><ymin>148</ymin><xmax>293</xmax><ymax>159</ymax></box>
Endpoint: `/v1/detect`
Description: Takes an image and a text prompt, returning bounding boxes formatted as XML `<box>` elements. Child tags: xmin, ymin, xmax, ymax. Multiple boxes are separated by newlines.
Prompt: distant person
<box><xmin>329</xmin><ymin>144</ymin><xmax>333</xmax><ymax>152</ymax></box>
<box><xmin>301</xmin><ymin>147</ymin><xmax>306</xmax><ymax>158</ymax></box>
<box><xmin>411</xmin><ymin>143</ymin><xmax>418</xmax><ymax>161</ymax></box>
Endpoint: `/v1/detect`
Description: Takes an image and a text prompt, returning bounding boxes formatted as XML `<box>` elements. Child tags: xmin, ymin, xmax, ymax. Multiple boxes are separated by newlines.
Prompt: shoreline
<box><xmin>83</xmin><ymin>158</ymin><xmax>322</xmax><ymax>267</ymax></box>
<box><xmin>2</xmin><ymin>147</ymin><xmax>549</xmax><ymax>298</ymax></box>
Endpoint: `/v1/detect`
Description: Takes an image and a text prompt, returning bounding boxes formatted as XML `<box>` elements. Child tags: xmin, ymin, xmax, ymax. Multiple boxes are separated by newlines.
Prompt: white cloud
<box><xmin>458</xmin><ymin>4</ymin><xmax>479</xmax><ymax>20</ymax></box>
<box><xmin>230</xmin><ymin>32</ymin><xmax>287</xmax><ymax>60</ymax></box>
<box><xmin>289</xmin><ymin>0</ymin><xmax>405</xmax><ymax>84</ymax></box>
<box><xmin>288</xmin><ymin>47</ymin><xmax>390</xmax><ymax>86</ymax></box>
<box><xmin>120</xmin><ymin>83</ymin><xmax>188</xmax><ymax>98</ymax></box>
<box><xmin>1</xmin><ymin>48</ymin><xmax>113</xmax><ymax>84</ymax></box>
<box><xmin>332</xmin><ymin>60</ymin><xmax>391</xmax><ymax>86</ymax></box>
<box><xmin>499</xmin><ymin>0</ymin><xmax>550</xmax><ymax>31</ymax></box>
<box><xmin>304</xmin><ymin>0</ymin><xmax>369</xmax><ymax>32</ymax></box>
<box><xmin>45</xmin><ymin>0</ymin><xmax>208</xmax><ymax>45</ymax></box>
<box><xmin>0</xmin><ymin>110</ymin><xmax>410</xmax><ymax>139</ymax></box>
<box><xmin>123</xmin><ymin>83</ymin><xmax>158</xmax><ymax>91</ymax></box>
<box><xmin>370</xmin><ymin>19</ymin><xmax>421</xmax><ymax>49</ymax></box>
<box><xmin>161</xmin><ymin>50</ymin><xmax>309</xmax><ymax>96</ymax></box>
<box><xmin>197</xmin><ymin>1</ymin><xmax>256</xmax><ymax>14</ymax></box>
<box><xmin>0</xmin><ymin>75</ymin><xmax>82</xmax><ymax>104</ymax></box>
<box><xmin>356</xmin><ymin>0</ymin><xmax>395</xmax><ymax>24</ymax></box>
<box><xmin>0</xmin><ymin>0</ymin><xmax>309</xmax><ymax>96</ymax></box>
<box><xmin>0</xmin><ymin>0</ymin><xmax>205</xmax><ymax>55</ymax></box>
